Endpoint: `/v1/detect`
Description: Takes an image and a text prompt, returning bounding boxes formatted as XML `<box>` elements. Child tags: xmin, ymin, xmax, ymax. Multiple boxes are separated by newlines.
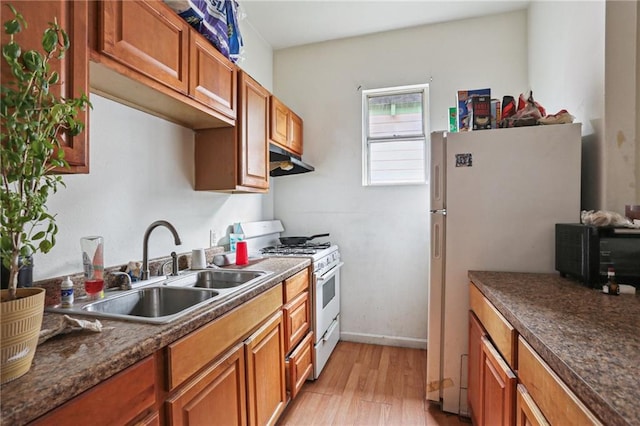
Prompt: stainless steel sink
<box><xmin>47</xmin><ymin>286</ymin><xmax>223</xmax><ymax>324</ymax></box>
<box><xmin>46</xmin><ymin>268</ymin><xmax>274</xmax><ymax>324</ymax></box>
<box><xmin>164</xmin><ymin>269</ymin><xmax>272</xmax><ymax>290</ymax></box>
<box><xmin>83</xmin><ymin>286</ymin><xmax>219</xmax><ymax>319</ymax></box>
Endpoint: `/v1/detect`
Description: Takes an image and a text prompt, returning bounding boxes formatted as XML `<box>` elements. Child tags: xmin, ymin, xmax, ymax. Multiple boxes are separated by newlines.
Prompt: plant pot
<box><xmin>1</xmin><ymin>287</ymin><xmax>45</xmax><ymax>384</ymax></box>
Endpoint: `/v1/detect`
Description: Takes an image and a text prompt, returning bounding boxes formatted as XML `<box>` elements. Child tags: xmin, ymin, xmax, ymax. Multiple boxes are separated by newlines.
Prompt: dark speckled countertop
<box><xmin>469</xmin><ymin>271</ymin><xmax>640</xmax><ymax>426</ymax></box>
<box><xmin>0</xmin><ymin>257</ymin><xmax>310</xmax><ymax>426</ymax></box>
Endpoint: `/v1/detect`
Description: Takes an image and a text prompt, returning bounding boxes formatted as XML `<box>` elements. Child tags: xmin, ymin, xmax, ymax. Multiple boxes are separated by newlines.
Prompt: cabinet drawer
<box><xmin>167</xmin><ymin>284</ymin><xmax>283</xmax><ymax>390</ymax></box>
<box><xmin>283</xmin><ymin>291</ymin><xmax>311</xmax><ymax>353</ymax></box>
<box><xmin>518</xmin><ymin>337</ymin><xmax>603</xmax><ymax>425</ymax></box>
<box><xmin>517</xmin><ymin>384</ymin><xmax>549</xmax><ymax>426</ymax></box>
<box><xmin>285</xmin><ymin>331</ymin><xmax>314</xmax><ymax>400</ymax></box>
<box><xmin>32</xmin><ymin>355</ymin><xmax>157</xmax><ymax>426</ymax></box>
<box><xmin>469</xmin><ymin>283</ymin><xmax>517</xmax><ymax>368</ymax></box>
<box><xmin>284</xmin><ymin>268</ymin><xmax>309</xmax><ymax>303</ymax></box>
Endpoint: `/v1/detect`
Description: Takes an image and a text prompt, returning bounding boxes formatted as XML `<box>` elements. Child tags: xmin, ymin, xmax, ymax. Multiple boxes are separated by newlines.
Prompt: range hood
<box><xmin>269</xmin><ymin>144</ymin><xmax>315</xmax><ymax>176</ymax></box>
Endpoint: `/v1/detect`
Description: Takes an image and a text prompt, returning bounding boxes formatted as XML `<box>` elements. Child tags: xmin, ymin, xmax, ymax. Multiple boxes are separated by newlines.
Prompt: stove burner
<box><xmin>260</xmin><ymin>241</ymin><xmax>331</xmax><ymax>255</ymax></box>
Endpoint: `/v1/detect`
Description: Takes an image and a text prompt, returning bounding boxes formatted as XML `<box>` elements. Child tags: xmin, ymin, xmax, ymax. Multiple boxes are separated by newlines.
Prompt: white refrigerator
<box><xmin>426</xmin><ymin>123</ymin><xmax>582</xmax><ymax>415</ymax></box>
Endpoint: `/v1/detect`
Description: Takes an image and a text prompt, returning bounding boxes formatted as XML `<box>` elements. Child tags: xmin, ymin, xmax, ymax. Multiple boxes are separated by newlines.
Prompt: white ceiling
<box><xmin>240</xmin><ymin>0</ymin><xmax>531</xmax><ymax>50</ymax></box>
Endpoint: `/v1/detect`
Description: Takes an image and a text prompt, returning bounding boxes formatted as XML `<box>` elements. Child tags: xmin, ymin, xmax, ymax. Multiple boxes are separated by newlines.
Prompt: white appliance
<box><xmin>236</xmin><ymin>220</ymin><xmax>343</xmax><ymax>380</ymax></box>
<box><xmin>426</xmin><ymin>124</ymin><xmax>582</xmax><ymax>415</ymax></box>
<box><xmin>261</xmin><ymin>242</ymin><xmax>343</xmax><ymax>379</ymax></box>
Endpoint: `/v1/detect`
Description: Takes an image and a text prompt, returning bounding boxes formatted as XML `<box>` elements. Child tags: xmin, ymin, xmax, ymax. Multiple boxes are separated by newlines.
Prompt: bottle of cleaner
<box><xmin>61</xmin><ymin>276</ymin><xmax>74</xmax><ymax>307</ymax></box>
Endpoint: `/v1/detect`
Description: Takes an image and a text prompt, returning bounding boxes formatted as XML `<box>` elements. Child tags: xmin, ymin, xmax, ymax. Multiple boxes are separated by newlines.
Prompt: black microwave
<box><xmin>555</xmin><ymin>223</ymin><xmax>640</xmax><ymax>288</ymax></box>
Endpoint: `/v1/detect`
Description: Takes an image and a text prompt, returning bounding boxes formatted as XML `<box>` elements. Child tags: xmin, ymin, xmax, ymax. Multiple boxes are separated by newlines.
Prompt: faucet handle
<box><xmin>159</xmin><ymin>252</ymin><xmax>180</xmax><ymax>276</ymax></box>
<box><xmin>111</xmin><ymin>271</ymin><xmax>133</xmax><ymax>290</ymax></box>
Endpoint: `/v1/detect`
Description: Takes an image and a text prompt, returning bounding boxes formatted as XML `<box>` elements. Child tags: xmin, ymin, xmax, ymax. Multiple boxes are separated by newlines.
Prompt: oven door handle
<box><xmin>316</xmin><ymin>262</ymin><xmax>344</xmax><ymax>283</ymax></box>
<box><xmin>322</xmin><ymin>317</ymin><xmax>339</xmax><ymax>342</ymax></box>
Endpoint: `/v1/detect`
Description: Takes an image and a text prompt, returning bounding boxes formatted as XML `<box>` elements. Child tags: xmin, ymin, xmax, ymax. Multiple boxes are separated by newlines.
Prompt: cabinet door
<box><xmin>269</xmin><ymin>96</ymin><xmax>289</xmax><ymax>147</ymax></box>
<box><xmin>516</xmin><ymin>384</ymin><xmax>549</xmax><ymax>426</ymax></box>
<box><xmin>288</xmin><ymin>110</ymin><xmax>303</xmax><ymax>156</ymax></box>
<box><xmin>283</xmin><ymin>291</ymin><xmax>311</xmax><ymax>353</ymax></box>
<box><xmin>245</xmin><ymin>311</ymin><xmax>287</xmax><ymax>426</ymax></box>
<box><xmin>189</xmin><ymin>30</ymin><xmax>237</xmax><ymax>120</ymax></box>
<box><xmin>238</xmin><ymin>72</ymin><xmax>269</xmax><ymax>190</ymax></box>
<box><xmin>481</xmin><ymin>336</ymin><xmax>516</xmax><ymax>426</ymax></box>
<box><xmin>100</xmin><ymin>0</ymin><xmax>189</xmax><ymax>94</ymax></box>
<box><xmin>167</xmin><ymin>343</ymin><xmax>247</xmax><ymax>426</ymax></box>
<box><xmin>0</xmin><ymin>0</ymin><xmax>89</xmax><ymax>172</ymax></box>
<box><xmin>468</xmin><ymin>312</ymin><xmax>487</xmax><ymax>426</ymax></box>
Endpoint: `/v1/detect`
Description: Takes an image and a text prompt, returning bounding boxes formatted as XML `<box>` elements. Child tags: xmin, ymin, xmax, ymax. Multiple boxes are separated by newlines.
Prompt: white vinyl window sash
<box><xmin>362</xmin><ymin>84</ymin><xmax>429</xmax><ymax>186</ymax></box>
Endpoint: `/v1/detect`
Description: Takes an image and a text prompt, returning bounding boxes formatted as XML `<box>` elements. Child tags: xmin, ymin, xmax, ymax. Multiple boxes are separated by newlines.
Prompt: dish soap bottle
<box><xmin>61</xmin><ymin>276</ymin><xmax>74</xmax><ymax>307</ymax></box>
<box><xmin>606</xmin><ymin>267</ymin><xmax>619</xmax><ymax>296</ymax></box>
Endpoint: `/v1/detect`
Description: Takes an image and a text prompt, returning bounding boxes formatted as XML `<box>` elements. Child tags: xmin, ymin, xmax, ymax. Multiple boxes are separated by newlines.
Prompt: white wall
<box><xmin>33</xmin><ymin>22</ymin><xmax>274</xmax><ymax>281</ymax></box>
<box><xmin>529</xmin><ymin>0</ymin><xmax>640</xmax><ymax>211</ymax></box>
<box><xmin>528</xmin><ymin>0</ymin><xmax>606</xmax><ymax>211</ymax></box>
<box><xmin>237</xmin><ymin>12</ymin><xmax>273</xmax><ymax>91</ymax></box>
<box><xmin>272</xmin><ymin>11</ymin><xmax>528</xmax><ymax>347</ymax></box>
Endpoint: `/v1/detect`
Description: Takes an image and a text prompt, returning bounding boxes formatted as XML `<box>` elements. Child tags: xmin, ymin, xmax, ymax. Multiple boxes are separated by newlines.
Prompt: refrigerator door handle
<box><xmin>430</xmin><ymin>209</ymin><xmax>447</xmax><ymax>215</ymax></box>
<box><xmin>432</xmin><ymin>221</ymin><xmax>442</xmax><ymax>259</ymax></box>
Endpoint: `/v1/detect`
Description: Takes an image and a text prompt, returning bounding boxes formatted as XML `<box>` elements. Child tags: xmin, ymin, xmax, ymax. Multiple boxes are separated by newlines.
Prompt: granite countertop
<box><xmin>1</xmin><ymin>257</ymin><xmax>311</xmax><ymax>426</ymax></box>
<box><xmin>469</xmin><ymin>271</ymin><xmax>640</xmax><ymax>426</ymax></box>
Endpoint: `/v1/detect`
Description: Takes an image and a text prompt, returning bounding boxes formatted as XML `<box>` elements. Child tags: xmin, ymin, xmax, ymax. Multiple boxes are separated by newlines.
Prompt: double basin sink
<box><xmin>47</xmin><ymin>269</ymin><xmax>273</xmax><ymax>324</ymax></box>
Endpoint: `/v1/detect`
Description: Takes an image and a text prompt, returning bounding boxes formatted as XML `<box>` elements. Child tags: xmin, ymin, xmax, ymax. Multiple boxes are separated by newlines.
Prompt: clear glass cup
<box><xmin>81</xmin><ymin>236</ymin><xmax>104</xmax><ymax>299</ymax></box>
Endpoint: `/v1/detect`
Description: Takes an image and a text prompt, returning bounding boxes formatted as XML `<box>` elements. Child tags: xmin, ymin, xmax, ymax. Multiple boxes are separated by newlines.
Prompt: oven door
<box><xmin>315</xmin><ymin>262</ymin><xmax>343</xmax><ymax>341</ymax></box>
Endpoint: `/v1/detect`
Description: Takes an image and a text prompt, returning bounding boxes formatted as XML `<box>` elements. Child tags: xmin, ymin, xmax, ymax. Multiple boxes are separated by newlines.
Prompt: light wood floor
<box><xmin>278</xmin><ymin>341</ymin><xmax>469</xmax><ymax>425</ymax></box>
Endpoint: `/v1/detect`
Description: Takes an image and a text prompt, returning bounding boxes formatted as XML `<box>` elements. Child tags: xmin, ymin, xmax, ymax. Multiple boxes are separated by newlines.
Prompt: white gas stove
<box><xmin>237</xmin><ymin>221</ymin><xmax>342</xmax><ymax>380</ymax></box>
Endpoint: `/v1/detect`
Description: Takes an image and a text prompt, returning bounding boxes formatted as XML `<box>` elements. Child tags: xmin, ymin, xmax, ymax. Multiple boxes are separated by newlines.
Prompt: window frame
<box><xmin>361</xmin><ymin>83</ymin><xmax>430</xmax><ymax>187</ymax></box>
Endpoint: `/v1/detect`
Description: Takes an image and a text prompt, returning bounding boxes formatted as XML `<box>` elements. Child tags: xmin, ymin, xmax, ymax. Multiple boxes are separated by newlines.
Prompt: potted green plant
<box><xmin>0</xmin><ymin>4</ymin><xmax>90</xmax><ymax>383</ymax></box>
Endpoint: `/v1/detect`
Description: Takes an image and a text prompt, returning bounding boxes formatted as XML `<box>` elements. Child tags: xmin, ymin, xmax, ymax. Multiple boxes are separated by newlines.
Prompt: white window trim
<box><xmin>362</xmin><ymin>83</ymin><xmax>430</xmax><ymax>186</ymax></box>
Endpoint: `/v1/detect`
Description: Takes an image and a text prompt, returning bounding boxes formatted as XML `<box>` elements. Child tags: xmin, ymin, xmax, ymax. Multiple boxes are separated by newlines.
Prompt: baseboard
<box><xmin>340</xmin><ymin>331</ymin><xmax>427</xmax><ymax>349</ymax></box>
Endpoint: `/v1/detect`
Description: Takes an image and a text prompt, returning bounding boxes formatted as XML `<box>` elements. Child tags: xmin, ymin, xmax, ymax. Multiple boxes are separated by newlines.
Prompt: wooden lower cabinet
<box><xmin>31</xmin><ymin>355</ymin><xmax>158</xmax><ymax>425</ymax></box>
<box><xmin>245</xmin><ymin>311</ymin><xmax>287</xmax><ymax>426</ymax></box>
<box><xmin>468</xmin><ymin>312</ymin><xmax>486</xmax><ymax>425</ymax></box>
<box><xmin>516</xmin><ymin>384</ymin><xmax>549</xmax><ymax>426</ymax></box>
<box><xmin>518</xmin><ymin>337</ymin><xmax>602</xmax><ymax>426</ymax></box>
<box><xmin>167</xmin><ymin>343</ymin><xmax>247</xmax><ymax>426</ymax></box>
<box><xmin>481</xmin><ymin>336</ymin><xmax>516</xmax><ymax>426</ymax></box>
<box><xmin>468</xmin><ymin>283</ymin><xmax>516</xmax><ymax>426</ymax></box>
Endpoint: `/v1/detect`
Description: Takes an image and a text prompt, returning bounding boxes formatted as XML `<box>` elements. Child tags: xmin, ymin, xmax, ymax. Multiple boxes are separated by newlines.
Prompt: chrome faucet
<box><xmin>141</xmin><ymin>220</ymin><xmax>182</xmax><ymax>280</ymax></box>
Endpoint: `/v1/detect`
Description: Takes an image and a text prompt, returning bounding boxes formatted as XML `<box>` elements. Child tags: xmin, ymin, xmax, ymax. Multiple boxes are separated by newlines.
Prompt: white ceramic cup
<box><xmin>191</xmin><ymin>248</ymin><xmax>207</xmax><ymax>269</ymax></box>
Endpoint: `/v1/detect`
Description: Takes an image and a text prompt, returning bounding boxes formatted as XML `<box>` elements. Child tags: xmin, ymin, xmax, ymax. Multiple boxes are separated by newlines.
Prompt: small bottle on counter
<box><xmin>61</xmin><ymin>276</ymin><xmax>74</xmax><ymax>307</ymax></box>
<box><xmin>605</xmin><ymin>267</ymin><xmax>619</xmax><ymax>296</ymax></box>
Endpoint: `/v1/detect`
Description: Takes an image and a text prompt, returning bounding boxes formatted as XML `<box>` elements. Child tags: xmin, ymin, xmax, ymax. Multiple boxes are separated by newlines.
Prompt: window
<box><xmin>362</xmin><ymin>84</ymin><xmax>429</xmax><ymax>186</ymax></box>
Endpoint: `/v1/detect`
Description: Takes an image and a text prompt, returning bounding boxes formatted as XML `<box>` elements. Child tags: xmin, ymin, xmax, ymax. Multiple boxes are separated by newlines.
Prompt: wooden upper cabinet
<box><xmin>0</xmin><ymin>0</ymin><xmax>90</xmax><ymax>173</ymax></box>
<box><xmin>239</xmin><ymin>72</ymin><xmax>270</xmax><ymax>190</ymax></box>
<box><xmin>91</xmin><ymin>0</ymin><xmax>235</xmax><ymax>128</ymax></box>
<box><xmin>194</xmin><ymin>71</ymin><xmax>269</xmax><ymax>192</ymax></box>
<box><xmin>270</xmin><ymin>96</ymin><xmax>290</xmax><ymax>146</ymax></box>
<box><xmin>289</xmin><ymin>110</ymin><xmax>303</xmax><ymax>156</ymax></box>
<box><xmin>269</xmin><ymin>95</ymin><xmax>303</xmax><ymax>156</ymax></box>
<box><xmin>189</xmin><ymin>29</ymin><xmax>237</xmax><ymax>119</ymax></box>
<box><xmin>99</xmin><ymin>0</ymin><xmax>189</xmax><ymax>94</ymax></box>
